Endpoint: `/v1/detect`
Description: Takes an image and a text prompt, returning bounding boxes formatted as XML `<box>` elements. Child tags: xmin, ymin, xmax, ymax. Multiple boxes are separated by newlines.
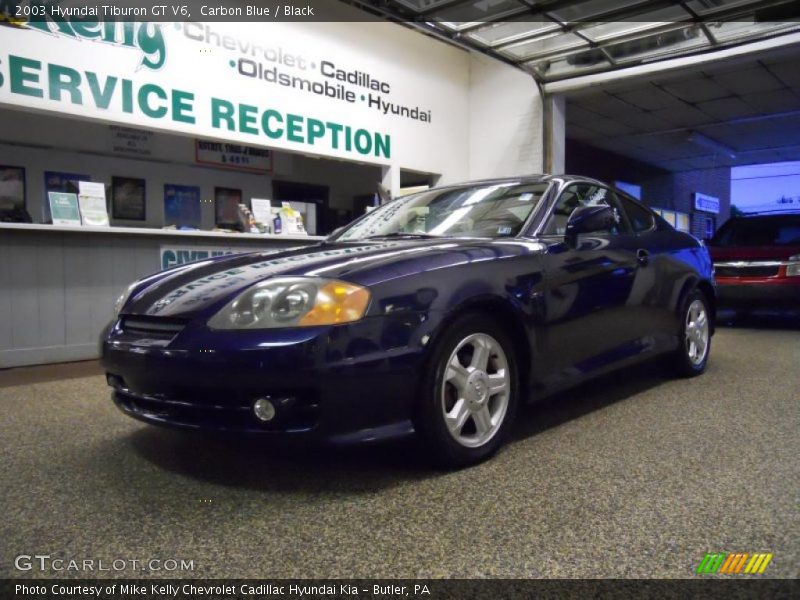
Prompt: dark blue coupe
<box><xmin>102</xmin><ymin>175</ymin><xmax>715</xmax><ymax>467</ymax></box>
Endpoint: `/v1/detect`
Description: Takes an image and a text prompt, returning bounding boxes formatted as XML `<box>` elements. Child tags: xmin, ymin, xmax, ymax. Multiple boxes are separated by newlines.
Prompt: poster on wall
<box><xmin>112</xmin><ymin>176</ymin><xmax>146</xmax><ymax>221</ymax></box>
<box><xmin>47</xmin><ymin>192</ymin><xmax>81</xmax><ymax>226</ymax></box>
<box><xmin>43</xmin><ymin>171</ymin><xmax>88</xmax><ymax>223</ymax></box>
<box><xmin>0</xmin><ymin>165</ymin><xmax>27</xmax><ymax>221</ymax></box>
<box><xmin>214</xmin><ymin>187</ymin><xmax>243</xmax><ymax>228</ymax></box>
<box><xmin>164</xmin><ymin>184</ymin><xmax>201</xmax><ymax>229</ymax></box>
<box><xmin>78</xmin><ymin>181</ymin><xmax>110</xmax><ymax>227</ymax></box>
<box><xmin>196</xmin><ymin>140</ymin><xmax>272</xmax><ymax>173</ymax></box>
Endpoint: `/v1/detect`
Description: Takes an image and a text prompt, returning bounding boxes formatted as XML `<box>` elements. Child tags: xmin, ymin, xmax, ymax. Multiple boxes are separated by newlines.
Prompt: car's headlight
<box><xmin>114</xmin><ymin>282</ymin><xmax>139</xmax><ymax>317</ymax></box>
<box><xmin>787</xmin><ymin>255</ymin><xmax>800</xmax><ymax>277</ymax></box>
<box><xmin>207</xmin><ymin>277</ymin><xmax>371</xmax><ymax>329</ymax></box>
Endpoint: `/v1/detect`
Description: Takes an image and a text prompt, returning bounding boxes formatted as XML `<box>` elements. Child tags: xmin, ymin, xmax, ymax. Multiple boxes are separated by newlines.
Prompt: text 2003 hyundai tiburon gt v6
<box><xmin>102</xmin><ymin>176</ymin><xmax>715</xmax><ymax>467</ymax></box>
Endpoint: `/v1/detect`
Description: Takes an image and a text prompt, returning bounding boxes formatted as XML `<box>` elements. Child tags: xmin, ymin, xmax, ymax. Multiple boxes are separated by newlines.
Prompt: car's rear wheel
<box><xmin>672</xmin><ymin>288</ymin><xmax>711</xmax><ymax>377</ymax></box>
<box><xmin>415</xmin><ymin>313</ymin><xmax>518</xmax><ymax>468</ymax></box>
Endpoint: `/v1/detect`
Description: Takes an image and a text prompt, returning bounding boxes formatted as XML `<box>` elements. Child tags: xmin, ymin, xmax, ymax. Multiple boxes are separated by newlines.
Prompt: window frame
<box><xmin>539</xmin><ymin>182</ymin><xmax>632</xmax><ymax>238</ymax></box>
<box><xmin>613</xmin><ymin>189</ymin><xmax>658</xmax><ymax>235</ymax></box>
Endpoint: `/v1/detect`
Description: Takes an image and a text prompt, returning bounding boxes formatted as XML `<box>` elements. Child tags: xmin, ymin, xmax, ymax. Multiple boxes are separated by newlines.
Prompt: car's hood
<box><xmin>709</xmin><ymin>245</ymin><xmax>800</xmax><ymax>261</ymax></box>
<box><xmin>124</xmin><ymin>237</ymin><xmax>542</xmax><ymax>319</ymax></box>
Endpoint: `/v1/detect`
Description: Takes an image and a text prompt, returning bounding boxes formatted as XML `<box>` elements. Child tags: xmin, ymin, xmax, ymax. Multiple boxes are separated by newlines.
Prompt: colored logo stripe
<box><xmin>720</xmin><ymin>553</ymin><xmax>748</xmax><ymax>574</ymax></box>
<box><xmin>697</xmin><ymin>553</ymin><xmax>773</xmax><ymax>574</ymax></box>
<box><xmin>697</xmin><ymin>553</ymin><xmax>726</xmax><ymax>574</ymax></box>
<box><xmin>744</xmin><ymin>553</ymin><xmax>773</xmax><ymax>574</ymax></box>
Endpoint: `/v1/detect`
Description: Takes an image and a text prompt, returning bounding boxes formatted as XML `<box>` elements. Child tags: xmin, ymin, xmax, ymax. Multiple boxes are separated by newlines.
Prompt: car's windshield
<box><xmin>334</xmin><ymin>181</ymin><xmax>550</xmax><ymax>242</ymax></box>
<box><xmin>711</xmin><ymin>215</ymin><xmax>800</xmax><ymax>247</ymax></box>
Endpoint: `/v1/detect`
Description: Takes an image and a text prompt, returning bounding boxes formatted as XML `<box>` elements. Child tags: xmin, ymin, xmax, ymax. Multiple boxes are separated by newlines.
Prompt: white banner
<box><xmin>0</xmin><ymin>13</ymin><xmax>469</xmax><ymax>178</ymax></box>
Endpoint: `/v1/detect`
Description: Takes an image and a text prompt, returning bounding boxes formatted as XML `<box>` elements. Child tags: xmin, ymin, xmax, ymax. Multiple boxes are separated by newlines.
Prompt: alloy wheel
<box><xmin>440</xmin><ymin>333</ymin><xmax>510</xmax><ymax>448</ymax></box>
<box><xmin>685</xmin><ymin>299</ymin><xmax>709</xmax><ymax>366</ymax></box>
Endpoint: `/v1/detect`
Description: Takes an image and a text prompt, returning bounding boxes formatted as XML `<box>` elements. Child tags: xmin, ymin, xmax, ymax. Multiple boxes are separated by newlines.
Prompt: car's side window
<box><xmin>616</xmin><ymin>193</ymin><xmax>656</xmax><ymax>233</ymax></box>
<box><xmin>542</xmin><ymin>184</ymin><xmax>626</xmax><ymax>236</ymax></box>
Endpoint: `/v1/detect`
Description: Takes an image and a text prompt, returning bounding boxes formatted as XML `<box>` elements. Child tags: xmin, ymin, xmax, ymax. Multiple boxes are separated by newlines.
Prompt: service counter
<box><xmin>0</xmin><ymin>223</ymin><xmax>323</xmax><ymax>368</ymax></box>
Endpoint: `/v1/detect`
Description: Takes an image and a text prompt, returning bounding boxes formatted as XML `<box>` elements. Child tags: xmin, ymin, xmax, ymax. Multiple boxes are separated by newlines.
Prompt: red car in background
<box><xmin>708</xmin><ymin>213</ymin><xmax>800</xmax><ymax>312</ymax></box>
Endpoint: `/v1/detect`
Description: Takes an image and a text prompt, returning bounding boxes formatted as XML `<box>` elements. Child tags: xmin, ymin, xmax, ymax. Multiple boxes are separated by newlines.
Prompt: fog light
<box><xmin>253</xmin><ymin>398</ymin><xmax>276</xmax><ymax>422</ymax></box>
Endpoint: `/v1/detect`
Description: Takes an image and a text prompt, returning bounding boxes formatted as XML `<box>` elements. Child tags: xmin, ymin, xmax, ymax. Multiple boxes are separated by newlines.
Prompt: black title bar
<box><xmin>3</xmin><ymin>0</ymin><xmax>800</xmax><ymax>23</ymax></box>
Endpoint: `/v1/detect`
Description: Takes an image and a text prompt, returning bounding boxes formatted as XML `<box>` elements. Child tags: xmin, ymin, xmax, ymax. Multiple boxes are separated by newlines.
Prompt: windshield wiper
<box><xmin>362</xmin><ymin>232</ymin><xmax>441</xmax><ymax>240</ymax></box>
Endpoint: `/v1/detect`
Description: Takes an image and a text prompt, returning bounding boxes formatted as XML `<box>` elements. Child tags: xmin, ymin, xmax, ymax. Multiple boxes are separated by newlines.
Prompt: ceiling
<box><xmin>346</xmin><ymin>0</ymin><xmax>800</xmax><ymax>82</ymax></box>
<box><xmin>564</xmin><ymin>45</ymin><xmax>800</xmax><ymax>171</ymax></box>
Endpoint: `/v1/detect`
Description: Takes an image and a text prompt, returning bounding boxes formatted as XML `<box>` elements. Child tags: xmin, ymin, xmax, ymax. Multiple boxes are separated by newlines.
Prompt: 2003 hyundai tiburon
<box><xmin>102</xmin><ymin>175</ymin><xmax>715</xmax><ymax>467</ymax></box>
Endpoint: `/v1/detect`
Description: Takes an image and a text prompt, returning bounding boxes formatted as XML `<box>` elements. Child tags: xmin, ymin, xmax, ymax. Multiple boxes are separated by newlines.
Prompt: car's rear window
<box><xmin>711</xmin><ymin>216</ymin><xmax>800</xmax><ymax>247</ymax></box>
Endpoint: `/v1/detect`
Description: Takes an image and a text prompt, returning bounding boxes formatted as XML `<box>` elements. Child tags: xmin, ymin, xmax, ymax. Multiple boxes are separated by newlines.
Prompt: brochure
<box><xmin>251</xmin><ymin>198</ymin><xmax>272</xmax><ymax>226</ymax></box>
<box><xmin>48</xmin><ymin>192</ymin><xmax>82</xmax><ymax>226</ymax></box>
<box><xmin>77</xmin><ymin>181</ymin><xmax>110</xmax><ymax>227</ymax></box>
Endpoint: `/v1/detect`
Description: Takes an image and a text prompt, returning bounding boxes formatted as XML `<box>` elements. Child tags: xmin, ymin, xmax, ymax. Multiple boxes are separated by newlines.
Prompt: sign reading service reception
<box><xmin>0</xmin><ymin>10</ymin><xmax>469</xmax><ymax>176</ymax></box>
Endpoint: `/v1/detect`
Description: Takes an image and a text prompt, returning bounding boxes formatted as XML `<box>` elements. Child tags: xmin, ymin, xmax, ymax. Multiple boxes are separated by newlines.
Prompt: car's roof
<box><xmin>729</xmin><ymin>211</ymin><xmax>800</xmax><ymax>219</ymax></box>
<box><xmin>428</xmin><ymin>174</ymin><xmax>607</xmax><ymax>192</ymax></box>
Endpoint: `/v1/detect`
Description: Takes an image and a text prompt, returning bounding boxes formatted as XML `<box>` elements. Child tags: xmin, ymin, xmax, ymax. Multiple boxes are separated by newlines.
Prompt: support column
<box><xmin>544</xmin><ymin>95</ymin><xmax>566</xmax><ymax>175</ymax></box>
<box><xmin>381</xmin><ymin>163</ymin><xmax>400</xmax><ymax>202</ymax></box>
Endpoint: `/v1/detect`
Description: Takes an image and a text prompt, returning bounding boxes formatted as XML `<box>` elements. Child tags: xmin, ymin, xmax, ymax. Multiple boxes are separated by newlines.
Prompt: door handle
<box><xmin>636</xmin><ymin>249</ymin><xmax>650</xmax><ymax>266</ymax></box>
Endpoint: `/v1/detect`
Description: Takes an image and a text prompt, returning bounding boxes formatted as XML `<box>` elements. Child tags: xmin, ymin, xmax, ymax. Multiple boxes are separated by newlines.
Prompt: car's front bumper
<box><xmin>101</xmin><ymin>314</ymin><xmax>432</xmax><ymax>443</ymax></box>
<box><xmin>716</xmin><ymin>279</ymin><xmax>800</xmax><ymax>310</ymax></box>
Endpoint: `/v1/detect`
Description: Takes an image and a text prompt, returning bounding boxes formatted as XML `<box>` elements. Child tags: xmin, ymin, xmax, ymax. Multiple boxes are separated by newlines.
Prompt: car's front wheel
<box><xmin>673</xmin><ymin>288</ymin><xmax>711</xmax><ymax>377</ymax></box>
<box><xmin>415</xmin><ymin>313</ymin><xmax>518</xmax><ymax>468</ymax></box>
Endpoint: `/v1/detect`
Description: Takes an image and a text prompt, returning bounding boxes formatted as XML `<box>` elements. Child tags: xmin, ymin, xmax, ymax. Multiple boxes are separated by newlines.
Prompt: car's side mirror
<box><xmin>565</xmin><ymin>205</ymin><xmax>617</xmax><ymax>245</ymax></box>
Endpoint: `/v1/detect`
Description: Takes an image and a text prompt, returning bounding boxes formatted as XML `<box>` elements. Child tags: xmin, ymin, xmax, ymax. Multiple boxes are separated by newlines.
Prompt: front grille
<box><xmin>120</xmin><ymin>317</ymin><xmax>186</xmax><ymax>339</ymax></box>
<box><xmin>715</xmin><ymin>265</ymin><xmax>780</xmax><ymax>278</ymax></box>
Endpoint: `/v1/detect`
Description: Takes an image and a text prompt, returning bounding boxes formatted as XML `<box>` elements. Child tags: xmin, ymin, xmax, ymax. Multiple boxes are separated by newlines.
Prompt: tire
<box><xmin>414</xmin><ymin>312</ymin><xmax>518</xmax><ymax>469</ymax></box>
<box><xmin>672</xmin><ymin>288</ymin><xmax>711</xmax><ymax>377</ymax></box>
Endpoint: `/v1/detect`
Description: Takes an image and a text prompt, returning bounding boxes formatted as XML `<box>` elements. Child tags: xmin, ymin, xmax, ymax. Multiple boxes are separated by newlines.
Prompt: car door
<box><xmin>613</xmin><ymin>191</ymin><xmax>676</xmax><ymax>345</ymax></box>
<box><xmin>536</xmin><ymin>183</ymin><xmax>645</xmax><ymax>388</ymax></box>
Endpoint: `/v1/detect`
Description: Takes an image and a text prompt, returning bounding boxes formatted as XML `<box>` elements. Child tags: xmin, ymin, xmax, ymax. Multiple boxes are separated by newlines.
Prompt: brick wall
<box><xmin>642</xmin><ymin>168</ymin><xmax>731</xmax><ymax>239</ymax></box>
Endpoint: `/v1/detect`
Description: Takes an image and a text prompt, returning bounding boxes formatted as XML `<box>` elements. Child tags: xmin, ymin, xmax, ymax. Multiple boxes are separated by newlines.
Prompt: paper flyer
<box><xmin>48</xmin><ymin>192</ymin><xmax>81</xmax><ymax>226</ymax></box>
<box><xmin>77</xmin><ymin>181</ymin><xmax>110</xmax><ymax>227</ymax></box>
<box><xmin>251</xmin><ymin>198</ymin><xmax>272</xmax><ymax>225</ymax></box>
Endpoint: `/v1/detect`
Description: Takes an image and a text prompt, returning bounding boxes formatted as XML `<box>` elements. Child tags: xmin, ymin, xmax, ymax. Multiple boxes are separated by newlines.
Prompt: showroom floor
<box><xmin>1</xmin><ymin>323</ymin><xmax>798</xmax><ymax>579</ymax></box>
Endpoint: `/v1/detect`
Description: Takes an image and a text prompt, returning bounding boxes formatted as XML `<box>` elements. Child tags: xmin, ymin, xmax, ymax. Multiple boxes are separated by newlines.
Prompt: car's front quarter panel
<box><xmin>102</xmin><ymin>312</ymin><xmax>429</xmax><ymax>442</ymax></box>
<box><xmin>101</xmin><ymin>238</ymin><xmax>549</xmax><ymax>442</ymax></box>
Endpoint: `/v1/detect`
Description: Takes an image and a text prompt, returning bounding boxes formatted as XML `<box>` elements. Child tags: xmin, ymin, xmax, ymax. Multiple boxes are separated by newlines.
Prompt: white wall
<box><xmin>467</xmin><ymin>53</ymin><xmax>544</xmax><ymax>180</ymax></box>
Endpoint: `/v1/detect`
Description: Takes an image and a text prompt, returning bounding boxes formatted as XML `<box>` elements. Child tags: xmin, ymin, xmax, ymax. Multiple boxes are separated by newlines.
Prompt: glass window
<box><xmin>711</xmin><ymin>216</ymin><xmax>800</xmax><ymax>247</ymax></box>
<box><xmin>432</xmin><ymin>0</ymin><xmax>526</xmax><ymax>30</ymax></box>
<box><xmin>542</xmin><ymin>184</ymin><xmax>626</xmax><ymax>236</ymax></box>
<box><xmin>578</xmin><ymin>5</ymin><xmax>691</xmax><ymax>43</ymax></box>
<box><xmin>335</xmin><ymin>182</ymin><xmax>550</xmax><ymax>241</ymax></box>
<box><xmin>604</xmin><ymin>25</ymin><xmax>707</xmax><ymax>64</ymax></box>
<box><xmin>704</xmin><ymin>217</ymin><xmax>715</xmax><ymax>240</ymax></box>
<box><xmin>466</xmin><ymin>18</ymin><xmax>560</xmax><ymax>47</ymax></box>
<box><xmin>617</xmin><ymin>194</ymin><xmax>656</xmax><ymax>233</ymax></box>
<box><xmin>501</xmin><ymin>32</ymin><xmax>587</xmax><ymax>61</ymax></box>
